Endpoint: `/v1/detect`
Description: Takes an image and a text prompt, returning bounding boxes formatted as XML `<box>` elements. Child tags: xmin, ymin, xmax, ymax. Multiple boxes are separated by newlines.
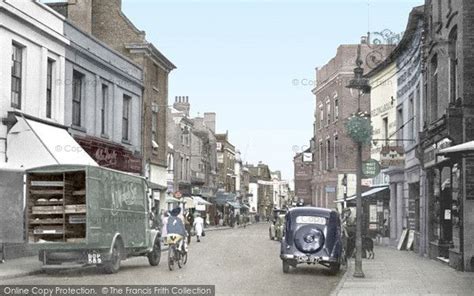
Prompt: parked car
<box><xmin>280</xmin><ymin>207</ymin><xmax>344</xmax><ymax>275</ymax></box>
<box><xmin>269</xmin><ymin>214</ymin><xmax>285</xmax><ymax>241</ymax></box>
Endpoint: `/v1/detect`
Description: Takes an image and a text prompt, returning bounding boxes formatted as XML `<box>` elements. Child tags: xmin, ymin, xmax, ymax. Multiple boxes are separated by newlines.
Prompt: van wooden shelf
<box><xmin>35</xmin><ymin>201</ymin><xmax>64</xmax><ymax>206</ymax></box>
<box><xmin>30</xmin><ymin>190</ymin><xmax>64</xmax><ymax>195</ymax></box>
<box><xmin>73</xmin><ymin>190</ymin><xmax>86</xmax><ymax>196</ymax></box>
<box><xmin>30</xmin><ymin>181</ymin><xmax>64</xmax><ymax>187</ymax></box>
<box><xmin>30</xmin><ymin>219</ymin><xmax>63</xmax><ymax>225</ymax></box>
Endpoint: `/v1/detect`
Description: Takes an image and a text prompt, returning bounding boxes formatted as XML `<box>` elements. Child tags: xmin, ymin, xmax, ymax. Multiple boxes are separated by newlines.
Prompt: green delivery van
<box><xmin>19</xmin><ymin>165</ymin><xmax>161</xmax><ymax>273</ymax></box>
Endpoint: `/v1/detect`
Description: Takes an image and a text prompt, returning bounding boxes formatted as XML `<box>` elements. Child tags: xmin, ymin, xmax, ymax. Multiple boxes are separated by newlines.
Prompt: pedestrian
<box><xmin>193</xmin><ymin>213</ymin><xmax>204</xmax><ymax>242</ymax></box>
<box><xmin>161</xmin><ymin>211</ymin><xmax>169</xmax><ymax>242</ymax></box>
<box><xmin>184</xmin><ymin>209</ymin><xmax>194</xmax><ymax>244</ymax></box>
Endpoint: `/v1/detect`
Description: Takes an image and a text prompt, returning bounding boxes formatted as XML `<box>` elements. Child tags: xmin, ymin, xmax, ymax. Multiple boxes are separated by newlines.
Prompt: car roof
<box><xmin>287</xmin><ymin>206</ymin><xmax>337</xmax><ymax>218</ymax></box>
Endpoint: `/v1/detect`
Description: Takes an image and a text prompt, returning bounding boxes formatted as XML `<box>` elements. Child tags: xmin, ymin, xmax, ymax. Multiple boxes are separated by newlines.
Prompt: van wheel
<box><xmin>148</xmin><ymin>237</ymin><xmax>161</xmax><ymax>266</ymax></box>
<box><xmin>282</xmin><ymin>260</ymin><xmax>290</xmax><ymax>273</ymax></box>
<box><xmin>102</xmin><ymin>241</ymin><xmax>122</xmax><ymax>274</ymax></box>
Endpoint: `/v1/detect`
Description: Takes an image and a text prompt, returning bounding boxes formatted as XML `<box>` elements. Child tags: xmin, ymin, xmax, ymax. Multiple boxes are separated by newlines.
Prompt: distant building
<box><xmin>293</xmin><ymin>148</ymin><xmax>313</xmax><ymax>206</ymax></box>
<box><xmin>247</xmin><ymin>162</ymin><xmax>273</xmax><ymax>217</ymax></box>
<box><xmin>167</xmin><ymin>96</ymin><xmax>193</xmax><ymax>196</ymax></box>
<box><xmin>216</xmin><ymin>132</ymin><xmax>236</xmax><ymax>193</ymax></box>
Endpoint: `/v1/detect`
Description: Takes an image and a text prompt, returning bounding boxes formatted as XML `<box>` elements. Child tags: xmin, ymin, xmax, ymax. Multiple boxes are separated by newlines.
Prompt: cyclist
<box><xmin>167</xmin><ymin>207</ymin><xmax>188</xmax><ymax>252</ymax></box>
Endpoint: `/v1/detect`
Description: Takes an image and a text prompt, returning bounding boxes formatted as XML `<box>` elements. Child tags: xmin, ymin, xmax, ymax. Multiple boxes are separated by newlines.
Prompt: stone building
<box><xmin>216</xmin><ymin>132</ymin><xmax>236</xmax><ymax>193</ymax></box>
<box><xmin>166</xmin><ymin>96</ymin><xmax>193</xmax><ymax>196</ymax></box>
<box><xmin>311</xmin><ymin>43</ymin><xmax>392</xmax><ymax>209</ymax></box>
<box><xmin>48</xmin><ymin>0</ymin><xmax>176</xmax><ymax>201</ymax></box>
<box><xmin>190</xmin><ymin>112</ymin><xmax>218</xmax><ymax>200</ymax></box>
<box><xmin>63</xmin><ymin>21</ymin><xmax>144</xmax><ymax>174</ymax></box>
<box><xmin>293</xmin><ymin>148</ymin><xmax>313</xmax><ymax>206</ymax></box>
<box><xmin>366</xmin><ymin>6</ymin><xmax>424</xmax><ymax>247</ymax></box>
<box><xmin>247</xmin><ymin>162</ymin><xmax>273</xmax><ymax>218</ymax></box>
<box><xmin>419</xmin><ymin>0</ymin><xmax>474</xmax><ymax>271</ymax></box>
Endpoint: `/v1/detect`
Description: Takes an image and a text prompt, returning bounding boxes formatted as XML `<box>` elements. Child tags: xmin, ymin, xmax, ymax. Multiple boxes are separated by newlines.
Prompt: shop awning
<box><xmin>165</xmin><ymin>196</ymin><xmax>182</xmax><ymax>203</ymax></box>
<box><xmin>184</xmin><ymin>196</ymin><xmax>195</xmax><ymax>208</ymax></box>
<box><xmin>227</xmin><ymin>201</ymin><xmax>241</xmax><ymax>209</ymax></box>
<box><xmin>6</xmin><ymin>117</ymin><xmax>97</xmax><ymax>170</ymax></box>
<box><xmin>148</xmin><ymin>181</ymin><xmax>167</xmax><ymax>191</ymax></box>
<box><xmin>193</xmin><ymin>196</ymin><xmax>212</xmax><ymax>205</ymax></box>
<box><xmin>438</xmin><ymin>141</ymin><xmax>474</xmax><ymax>156</ymax></box>
<box><xmin>215</xmin><ymin>191</ymin><xmax>236</xmax><ymax>205</ymax></box>
<box><xmin>336</xmin><ymin>186</ymin><xmax>389</xmax><ymax>202</ymax></box>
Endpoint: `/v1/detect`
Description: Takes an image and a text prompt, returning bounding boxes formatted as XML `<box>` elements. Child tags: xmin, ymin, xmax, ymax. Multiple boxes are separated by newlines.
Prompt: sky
<box><xmin>46</xmin><ymin>0</ymin><xmax>424</xmax><ymax>180</ymax></box>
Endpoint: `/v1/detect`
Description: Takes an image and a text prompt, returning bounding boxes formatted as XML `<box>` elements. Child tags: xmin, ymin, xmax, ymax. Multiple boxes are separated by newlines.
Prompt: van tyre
<box><xmin>282</xmin><ymin>260</ymin><xmax>290</xmax><ymax>273</ymax></box>
<box><xmin>102</xmin><ymin>241</ymin><xmax>122</xmax><ymax>274</ymax></box>
<box><xmin>147</xmin><ymin>237</ymin><xmax>161</xmax><ymax>266</ymax></box>
<box><xmin>329</xmin><ymin>263</ymin><xmax>340</xmax><ymax>275</ymax></box>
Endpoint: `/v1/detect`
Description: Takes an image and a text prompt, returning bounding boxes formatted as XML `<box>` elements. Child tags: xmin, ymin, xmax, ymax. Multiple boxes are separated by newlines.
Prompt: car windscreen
<box><xmin>295</xmin><ymin>216</ymin><xmax>326</xmax><ymax>225</ymax></box>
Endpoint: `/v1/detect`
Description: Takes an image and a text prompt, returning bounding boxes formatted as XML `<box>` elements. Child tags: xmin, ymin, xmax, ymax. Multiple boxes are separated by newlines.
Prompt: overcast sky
<box><xmin>45</xmin><ymin>0</ymin><xmax>424</xmax><ymax>180</ymax></box>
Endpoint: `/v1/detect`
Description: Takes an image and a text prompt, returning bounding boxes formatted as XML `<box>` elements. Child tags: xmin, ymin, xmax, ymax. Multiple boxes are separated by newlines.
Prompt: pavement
<box><xmin>0</xmin><ymin>223</ymin><xmax>249</xmax><ymax>281</ymax></box>
<box><xmin>332</xmin><ymin>246</ymin><xmax>474</xmax><ymax>296</ymax></box>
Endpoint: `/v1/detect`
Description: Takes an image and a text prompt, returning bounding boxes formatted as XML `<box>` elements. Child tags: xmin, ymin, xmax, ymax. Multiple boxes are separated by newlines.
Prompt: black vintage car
<box><xmin>280</xmin><ymin>207</ymin><xmax>344</xmax><ymax>274</ymax></box>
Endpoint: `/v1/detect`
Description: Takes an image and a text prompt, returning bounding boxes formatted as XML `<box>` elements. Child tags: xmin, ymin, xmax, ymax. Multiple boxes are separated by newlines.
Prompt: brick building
<box><xmin>48</xmin><ymin>0</ymin><xmax>176</xmax><ymax>201</ymax></box>
<box><xmin>311</xmin><ymin>43</ymin><xmax>392</xmax><ymax>209</ymax></box>
<box><xmin>419</xmin><ymin>0</ymin><xmax>474</xmax><ymax>271</ymax></box>
<box><xmin>293</xmin><ymin>148</ymin><xmax>313</xmax><ymax>206</ymax></box>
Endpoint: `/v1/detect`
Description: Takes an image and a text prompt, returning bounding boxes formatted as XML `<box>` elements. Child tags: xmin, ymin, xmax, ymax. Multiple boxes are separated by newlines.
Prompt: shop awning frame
<box><xmin>438</xmin><ymin>141</ymin><xmax>474</xmax><ymax>156</ymax></box>
<box><xmin>336</xmin><ymin>186</ymin><xmax>389</xmax><ymax>203</ymax></box>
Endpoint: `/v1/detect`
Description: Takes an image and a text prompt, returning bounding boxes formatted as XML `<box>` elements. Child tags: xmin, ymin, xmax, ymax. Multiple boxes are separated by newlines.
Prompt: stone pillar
<box><xmin>390</xmin><ymin>182</ymin><xmax>397</xmax><ymax>240</ymax></box>
<box><xmin>397</xmin><ymin>182</ymin><xmax>404</xmax><ymax>240</ymax></box>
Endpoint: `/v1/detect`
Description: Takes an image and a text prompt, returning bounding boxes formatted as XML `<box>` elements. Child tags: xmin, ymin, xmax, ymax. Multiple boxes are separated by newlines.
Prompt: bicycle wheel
<box><xmin>168</xmin><ymin>245</ymin><xmax>175</xmax><ymax>271</ymax></box>
<box><xmin>182</xmin><ymin>250</ymin><xmax>188</xmax><ymax>265</ymax></box>
<box><xmin>177</xmin><ymin>250</ymin><xmax>183</xmax><ymax>268</ymax></box>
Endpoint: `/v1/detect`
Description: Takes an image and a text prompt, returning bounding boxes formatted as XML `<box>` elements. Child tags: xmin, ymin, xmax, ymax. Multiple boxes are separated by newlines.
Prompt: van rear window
<box><xmin>295</xmin><ymin>216</ymin><xmax>326</xmax><ymax>225</ymax></box>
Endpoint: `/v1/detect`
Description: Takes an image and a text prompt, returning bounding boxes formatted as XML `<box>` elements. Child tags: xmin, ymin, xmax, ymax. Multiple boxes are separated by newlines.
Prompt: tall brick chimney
<box><xmin>203</xmin><ymin>112</ymin><xmax>216</xmax><ymax>134</ymax></box>
<box><xmin>173</xmin><ymin>96</ymin><xmax>190</xmax><ymax>117</ymax></box>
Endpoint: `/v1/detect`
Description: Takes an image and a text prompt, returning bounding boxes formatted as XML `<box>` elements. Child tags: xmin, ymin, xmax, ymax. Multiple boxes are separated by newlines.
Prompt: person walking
<box><xmin>193</xmin><ymin>213</ymin><xmax>205</xmax><ymax>242</ymax></box>
<box><xmin>161</xmin><ymin>211</ymin><xmax>169</xmax><ymax>243</ymax></box>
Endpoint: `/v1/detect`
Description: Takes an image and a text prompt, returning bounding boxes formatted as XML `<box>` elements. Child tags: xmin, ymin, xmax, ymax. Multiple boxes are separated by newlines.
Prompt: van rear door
<box><xmin>0</xmin><ymin>170</ymin><xmax>25</xmax><ymax>243</ymax></box>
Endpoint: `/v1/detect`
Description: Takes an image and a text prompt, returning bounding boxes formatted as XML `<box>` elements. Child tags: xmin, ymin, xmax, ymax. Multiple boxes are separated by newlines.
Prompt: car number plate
<box><xmin>87</xmin><ymin>252</ymin><xmax>102</xmax><ymax>264</ymax></box>
<box><xmin>296</xmin><ymin>216</ymin><xmax>326</xmax><ymax>225</ymax></box>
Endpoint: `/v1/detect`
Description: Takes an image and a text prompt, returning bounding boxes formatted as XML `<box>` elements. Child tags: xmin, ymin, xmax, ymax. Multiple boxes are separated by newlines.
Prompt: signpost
<box><xmin>362</xmin><ymin>159</ymin><xmax>381</xmax><ymax>179</ymax></box>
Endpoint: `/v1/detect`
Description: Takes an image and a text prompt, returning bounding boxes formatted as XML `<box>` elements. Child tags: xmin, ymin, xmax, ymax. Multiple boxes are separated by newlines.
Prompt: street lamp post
<box><xmin>346</xmin><ymin>44</ymin><xmax>371</xmax><ymax>278</ymax></box>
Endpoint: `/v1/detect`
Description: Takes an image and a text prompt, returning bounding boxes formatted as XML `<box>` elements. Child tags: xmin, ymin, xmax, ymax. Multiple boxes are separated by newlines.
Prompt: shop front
<box><xmin>423</xmin><ymin>137</ymin><xmax>465</xmax><ymax>270</ymax></box>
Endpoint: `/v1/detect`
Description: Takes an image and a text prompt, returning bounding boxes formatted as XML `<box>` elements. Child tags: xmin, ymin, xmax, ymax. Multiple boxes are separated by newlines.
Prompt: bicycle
<box><xmin>166</xmin><ymin>234</ymin><xmax>188</xmax><ymax>271</ymax></box>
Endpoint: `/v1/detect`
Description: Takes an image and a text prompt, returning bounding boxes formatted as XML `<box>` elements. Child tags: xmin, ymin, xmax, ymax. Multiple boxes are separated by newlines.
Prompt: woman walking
<box><xmin>193</xmin><ymin>213</ymin><xmax>205</xmax><ymax>242</ymax></box>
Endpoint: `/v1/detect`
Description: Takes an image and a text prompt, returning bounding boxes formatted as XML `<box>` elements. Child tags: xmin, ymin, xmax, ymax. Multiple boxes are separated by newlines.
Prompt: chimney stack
<box><xmin>203</xmin><ymin>112</ymin><xmax>216</xmax><ymax>134</ymax></box>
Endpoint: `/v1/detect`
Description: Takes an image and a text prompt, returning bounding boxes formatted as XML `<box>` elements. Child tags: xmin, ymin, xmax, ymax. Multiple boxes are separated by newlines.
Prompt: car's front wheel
<box><xmin>282</xmin><ymin>260</ymin><xmax>290</xmax><ymax>273</ymax></box>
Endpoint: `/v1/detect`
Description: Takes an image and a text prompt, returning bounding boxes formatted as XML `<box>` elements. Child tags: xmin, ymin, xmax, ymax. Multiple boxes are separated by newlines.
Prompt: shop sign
<box><xmin>74</xmin><ymin>136</ymin><xmax>142</xmax><ymax>174</ymax></box>
<box><xmin>362</xmin><ymin>159</ymin><xmax>381</xmax><ymax>178</ymax></box>
<box><xmin>380</xmin><ymin>146</ymin><xmax>405</xmax><ymax>168</ymax></box>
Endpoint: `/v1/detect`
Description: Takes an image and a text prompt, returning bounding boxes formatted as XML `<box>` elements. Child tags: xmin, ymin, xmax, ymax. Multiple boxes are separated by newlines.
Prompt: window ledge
<box><xmin>122</xmin><ymin>139</ymin><xmax>132</xmax><ymax>145</ymax></box>
<box><xmin>71</xmin><ymin>125</ymin><xmax>87</xmax><ymax>133</ymax></box>
<box><xmin>101</xmin><ymin>133</ymin><xmax>109</xmax><ymax>140</ymax></box>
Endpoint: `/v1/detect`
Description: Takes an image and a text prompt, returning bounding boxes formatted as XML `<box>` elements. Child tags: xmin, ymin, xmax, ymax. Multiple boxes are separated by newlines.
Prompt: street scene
<box><xmin>2</xmin><ymin>0</ymin><xmax>474</xmax><ymax>295</ymax></box>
